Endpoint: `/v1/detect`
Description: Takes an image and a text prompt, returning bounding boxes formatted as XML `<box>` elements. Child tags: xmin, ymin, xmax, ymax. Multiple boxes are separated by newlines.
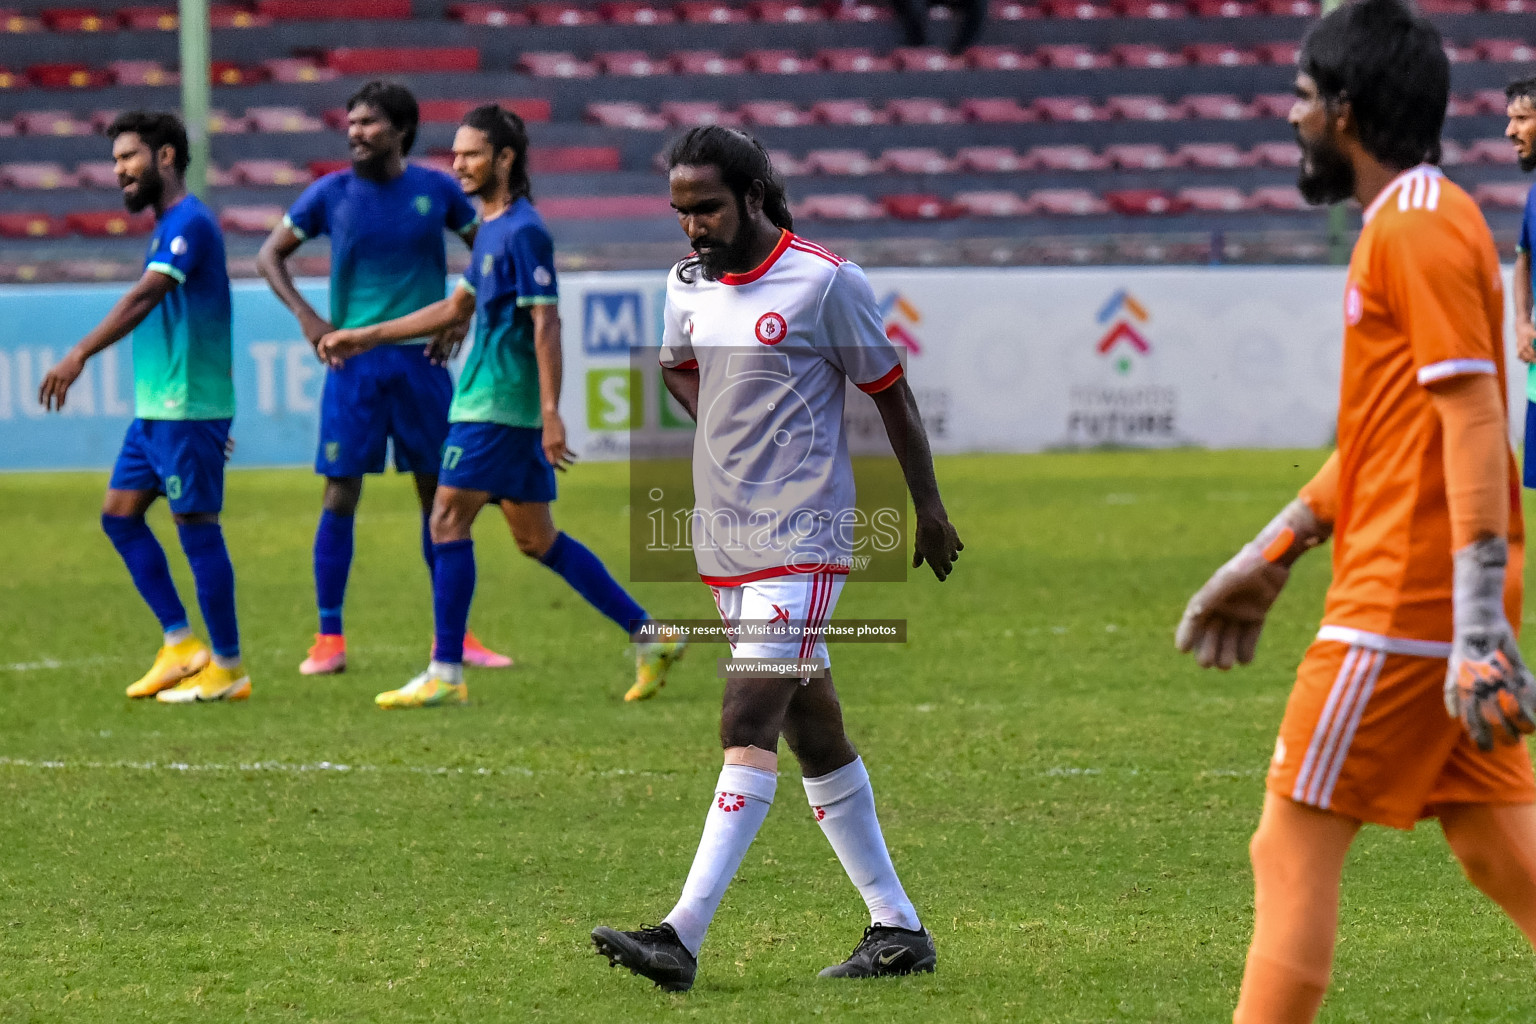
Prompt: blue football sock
<box><xmin>420</xmin><ymin>512</ymin><xmax>436</xmax><ymax>576</ymax></box>
<box><xmin>100</xmin><ymin>513</ymin><xmax>189</xmax><ymax>635</ymax></box>
<box><xmin>539</xmin><ymin>532</ymin><xmax>647</xmax><ymax>635</ymax></box>
<box><xmin>313</xmin><ymin>509</ymin><xmax>353</xmax><ymax>636</ymax></box>
<box><xmin>177</xmin><ymin>521</ymin><xmax>240</xmax><ymax>660</ymax></box>
<box><xmin>432</xmin><ymin>539</ymin><xmax>476</xmax><ymax>664</ymax></box>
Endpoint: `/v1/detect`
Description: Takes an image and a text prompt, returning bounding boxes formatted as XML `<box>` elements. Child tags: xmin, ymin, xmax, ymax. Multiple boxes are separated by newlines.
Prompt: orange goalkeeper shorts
<box><xmin>1267</xmin><ymin>638</ymin><xmax>1536</xmax><ymax>829</ymax></box>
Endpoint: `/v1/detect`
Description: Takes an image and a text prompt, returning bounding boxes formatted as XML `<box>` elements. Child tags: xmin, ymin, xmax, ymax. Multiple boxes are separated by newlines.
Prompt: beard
<box><xmin>1296</xmin><ymin>131</ymin><xmax>1355</xmax><ymax>206</ymax></box>
<box><xmin>351</xmin><ymin>147</ymin><xmax>393</xmax><ymax>180</ymax></box>
<box><xmin>1521</xmin><ymin>149</ymin><xmax>1536</xmax><ymax>174</ymax></box>
<box><xmin>696</xmin><ymin>203</ymin><xmax>761</xmax><ymax>280</ymax></box>
<box><xmin>122</xmin><ymin>165</ymin><xmax>163</xmax><ymax>213</ymax></box>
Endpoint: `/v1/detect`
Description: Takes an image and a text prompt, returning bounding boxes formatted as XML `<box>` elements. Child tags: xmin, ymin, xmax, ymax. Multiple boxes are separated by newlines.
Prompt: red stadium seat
<box><xmin>208</xmin><ymin>109</ymin><xmax>251</xmax><ymax>133</ymax></box>
<box><xmin>1190</xmin><ymin>0</ymin><xmax>1255</xmax><ymax>13</ymax></box>
<box><xmin>1248</xmin><ymin>186</ymin><xmax>1309</xmax><ymax>211</ymax></box>
<box><xmin>1441</xmin><ymin>43</ymin><xmax>1481</xmax><ymax>64</ymax></box>
<box><xmin>740</xmin><ymin>100</ymin><xmax>813</xmax><ymax>127</ymax></box>
<box><xmin>108</xmin><ymin>60</ymin><xmax>178</xmax><ymax>86</ymax></box>
<box><xmin>209</xmin><ymin>5</ymin><xmax>271</xmax><ymax>27</ymax></box>
<box><xmin>966</xmin><ymin>46</ymin><xmax>1036</xmax><ymax>70</ymax></box>
<box><xmin>1177</xmin><ymin>186</ymin><xmax>1247</xmax><ymax>212</ymax></box>
<box><xmin>518</xmin><ymin>52</ymin><xmax>598</xmax><ymax>78</ymax></box>
<box><xmin>883</xmin><ymin>194</ymin><xmax>963</xmax><ymax>220</ymax></box>
<box><xmin>766</xmin><ymin>150</ymin><xmax>807</xmax><ymax>175</ymax></box>
<box><xmin>1104</xmin><ymin>144</ymin><xmax>1175</xmax><ymax>169</ymax></box>
<box><xmin>1466</xmin><ymin>138</ymin><xmax>1519</xmax><ymax>165</ymax></box>
<box><xmin>831</xmin><ymin>0</ymin><xmax>891</xmax><ymax>20</ymax></box>
<box><xmin>1478</xmin><ymin>39</ymin><xmax>1536</xmax><ymax>63</ymax></box>
<box><xmin>308</xmin><ymin>159</ymin><xmax>348</xmax><ymax>178</ymax></box>
<box><xmin>258</xmin><ymin>0</ymin><xmax>409</xmax><ymax>18</ymax></box>
<box><xmin>675</xmin><ymin>1</ymin><xmax>748</xmax><ymax>22</ymax></box>
<box><xmin>670</xmin><ymin>51</ymin><xmax>747</xmax><ymax>75</ymax></box>
<box><xmin>0</xmin><ymin>162</ymin><xmax>76</xmax><ymax>188</ymax></box>
<box><xmin>596</xmin><ymin>51</ymin><xmax>674</xmax><ymax>76</ymax></box>
<box><xmin>219</xmin><ymin>205</ymin><xmax>285</xmax><ymax>234</ymax></box>
<box><xmin>447</xmin><ymin>4</ymin><xmax>529</xmax><ymax>25</ymax></box>
<box><xmin>526</xmin><ymin>2</ymin><xmax>601</xmax><ymax>25</ymax></box>
<box><xmin>1445</xmin><ymin>94</ymin><xmax>1480</xmax><ymax>117</ymax></box>
<box><xmin>27</xmin><ymin>64</ymin><xmax>107</xmax><ymax>89</ymax></box>
<box><xmin>205</xmin><ymin>164</ymin><xmax>238</xmax><ymax>187</ymax></box>
<box><xmin>246</xmin><ymin>106</ymin><xmax>326</xmax><ymax>132</ymax></box>
<box><xmin>1111</xmin><ymin>45</ymin><xmax>1185</xmax><ymax>68</ymax></box>
<box><xmin>120</xmin><ymin>6</ymin><xmax>179</xmax><ymax>29</ymax></box>
<box><xmin>1259</xmin><ymin>0</ymin><xmax>1316</xmax><ymax>12</ymax></box>
<box><xmin>1183</xmin><ymin>44</ymin><xmax>1257</xmax><ymax>67</ymax></box>
<box><xmin>88</xmin><ymin>109</ymin><xmax>120</xmax><ymax>133</ymax></box>
<box><xmin>953</xmin><ymin>190</ymin><xmax>1032</xmax><ymax>217</ymax></box>
<box><xmin>797</xmin><ymin>193</ymin><xmax>885</xmax><ymax>220</ymax></box>
<box><xmin>1250</xmin><ymin>93</ymin><xmax>1297</xmax><ymax>118</ymax></box>
<box><xmin>417</xmin><ymin>99</ymin><xmax>550</xmax><ymax>123</ymax></box>
<box><xmin>1114</xmin><ymin>0</ymin><xmax>1185</xmax><ymax>14</ymax></box>
<box><xmin>660</xmin><ymin>101</ymin><xmax>740</xmax><ymax>127</ymax></box>
<box><xmin>746</xmin><ymin>49</ymin><xmax>817</xmax><ymax>74</ymax></box>
<box><xmin>1473</xmin><ymin>182</ymin><xmax>1530</xmax><ymax>209</ymax></box>
<box><xmin>15</xmin><ymin>110</ymin><xmax>92</xmax><ymax>135</ymax></box>
<box><xmin>0</xmin><ymin>212</ymin><xmax>66</xmax><ymax>237</ymax></box>
<box><xmin>956</xmin><ymin>146</ymin><xmax>1028</xmax><ymax>171</ymax></box>
<box><xmin>230</xmin><ymin>159</ymin><xmax>313</xmax><ymax>186</ymax></box>
<box><xmin>1437</xmin><ymin>139</ymin><xmax>1467</xmax><ymax>166</ymax></box>
<box><xmin>812</xmin><ymin>99</ymin><xmax>887</xmax><ymax>125</ymax></box>
<box><xmin>1181</xmin><ymin>94</ymin><xmax>1256</xmax><ymax>120</ymax></box>
<box><xmin>0</xmin><ymin>68</ymin><xmax>21</xmax><ymax>90</ymax></box>
<box><xmin>1253</xmin><ymin>41</ymin><xmax>1300</xmax><ymax>65</ymax></box>
<box><xmin>805</xmin><ymin>149</ymin><xmax>876</xmax><ymax>175</ymax></box>
<box><xmin>1105</xmin><ymin>189</ymin><xmax>1186</xmax><ymax>215</ymax></box>
<box><xmin>1030</xmin><ymin>189</ymin><xmax>1110</xmax><ymax>215</ymax></box>
<box><xmin>74</xmin><ymin>161</ymin><xmax>118</xmax><ymax>188</ymax></box>
<box><xmin>210</xmin><ymin>61</ymin><xmax>268</xmax><ymax>86</ymax></box>
<box><xmin>528</xmin><ymin>147</ymin><xmax>622</xmax><ymax>173</ymax></box>
<box><xmin>262</xmin><ymin>57</ymin><xmax>337</xmax><ymax>83</ymax></box>
<box><xmin>751</xmin><ymin>0</ymin><xmax>824</xmax><ymax>21</ymax></box>
<box><xmin>991</xmin><ymin>0</ymin><xmax>1042</xmax><ymax>18</ymax></box>
<box><xmin>887</xmin><ymin>98</ymin><xmax>962</xmax><ymax>125</ymax></box>
<box><xmin>879</xmin><ymin>147</ymin><xmax>957</xmax><ymax>173</ymax></box>
<box><xmin>1175</xmin><ymin>142</ymin><xmax>1255</xmax><ymax>168</ymax></box>
<box><xmin>66</xmin><ymin>210</ymin><xmax>153</xmax><ymax>237</ymax></box>
<box><xmin>1104</xmin><ymin>95</ymin><xmax>1183</xmax><ymax>121</ymax></box>
<box><xmin>326</xmin><ymin>48</ymin><xmax>479</xmax><ymax>74</ymax></box>
<box><xmin>817</xmin><ymin>48</ymin><xmax>895</xmax><ymax>72</ymax></box>
<box><xmin>1032</xmin><ymin>96</ymin><xmax>1107</xmax><ymax>122</ymax></box>
<box><xmin>585</xmin><ymin>101</ymin><xmax>666</xmax><ymax>129</ymax></box>
<box><xmin>1250</xmin><ymin>141</ymin><xmax>1302</xmax><ymax>167</ymax></box>
<box><xmin>1036</xmin><ymin>44</ymin><xmax>1111</xmax><ymax>69</ymax></box>
<box><xmin>892</xmin><ymin>47</ymin><xmax>967</xmax><ymax>72</ymax></box>
<box><xmin>537</xmin><ymin>195</ymin><xmax>672</xmax><ymax>219</ymax></box>
<box><xmin>1042</xmin><ymin>0</ymin><xmax>1112</xmax><ymax>16</ymax></box>
<box><xmin>0</xmin><ymin>11</ymin><xmax>42</xmax><ymax>31</ymax></box>
<box><xmin>962</xmin><ymin>97</ymin><xmax>1035</xmax><ymax>122</ymax></box>
<box><xmin>1029</xmin><ymin>145</ymin><xmax>1109</xmax><ymax>170</ymax></box>
<box><xmin>600</xmin><ymin>1</ymin><xmax>676</xmax><ymax>23</ymax></box>
<box><xmin>1418</xmin><ymin>0</ymin><xmax>1476</xmax><ymax>10</ymax></box>
<box><xmin>1484</xmin><ymin>0</ymin><xmax>1536</xmax><ymax>11</ymax></box>
<box><xmin>1471</xmin><ymin>89</ymin><xmax>1510</xmax><ymax>115</ymax></box>
<box><xmin>40</xmin><ymin>8</ymin><xmax>116</xmax><ymax>31</ymax></box>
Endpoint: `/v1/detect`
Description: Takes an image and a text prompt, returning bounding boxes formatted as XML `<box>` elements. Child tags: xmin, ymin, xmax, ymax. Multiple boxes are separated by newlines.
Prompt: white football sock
<box><xmin>164</xmin><ymin>626</ymin><xmax>192</xmax><ymax>646</ymax></box>
<box><xmin>663</xmin><ymin>763</ymin><xmax>777</xmax><ymax>956</ymax></box>
<box><xmin>428</xmin><ymin>660</ymin><xmax>463</xmax><ymax>684</ymax></box>
<box><xmin>211</xmin><ymin>653</ymin><xmax>242</xmax><ymax>670</ymax></box>
<box><xmin>803</xmin><ymin>757</ymin><xmax>920</xmax><ymax>931</ymax></box>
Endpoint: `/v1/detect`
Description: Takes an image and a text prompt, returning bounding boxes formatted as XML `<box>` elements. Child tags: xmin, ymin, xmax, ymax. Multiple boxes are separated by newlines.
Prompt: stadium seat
<box><xmin>751</xmin><ymin>0</ymin><xmax>825</xmax><ymax>21</ymax></box>
<box><xmin>892</xmin><ymin>47</ymin><xmax>968</xmax><ymax>72</ymax></box>
<box><xmin>596</xmin><ymin>51</ymin><xmax>674</xmax><ymax>76</ymax></box>
<box><xmin>992</xmin><ymin>0</ymin><xmax>1042</xmax><ymax>18</ymax></box>
<box><xmin>230</xmin><ymin>159</ymin><xmax>313</xmax><ymax>186</ymax></box>
<box><xmin>659</xmin><ymin>101</ymin><xmax>740</xmax><ymax>127</ymax></box>
<box><xmin>40</xmin><ymin>8</ymin><xmax>116</xmax><ymax>31</ymax></box>
<box><xmin>883</xmin><ymin>194</ymin><xmax>963</xmax><ymax>220</ymax></box>
<box><xmin>246</xmin><ymin>106</ymin><xmax>326</xmax><ymax>133</ymax></box>
<box><xmin>528</xmin><ymin>147</ymin><xmax>622</xmax><ymax>173</ymax></box>
<box><xmin>962</xmin><ymin>97</ymin><xmax>1036</xmax><ymax>122</ymax></box>
<box><xmin>1030</xmin><ymin>145</ymin><xmax>1109</xmax><ymax>170</ymax></box>
<box><xmin>1105</xmin><ymin>95</ymin><xmax>1183</xmax><ymax>121</ymax></box>
<box><xmin>966</xmin><ymin>46</ymin><xmax>1036</xmax><ymax>70</ymax></box>
<box><xmin>675</xmin><ymin>1</ymin><xmax>749</xmax><ymax>22</ymax></box>
<box><xmin>208</xmin><ymin>109</ymin><xmax>251</xmax><ymax>133</ymax></box>
<box><xmin>1177</xmin><ymin>186</ymin><xmax>1247</xmax><ymax>212</ymax></box>
<box><xmin>1259</xmin><ymin>0</ymin><xmax>1316</xmax><ymax>12</ymax></box>
<box><xmin>879</xmin><ymin>148</ymin><xmax>957</xmax><ymax>173</ymax></box>
<box><xmin>108</xmin><ymin>61</ymin><xmax>178</xmax><ymax>86</ymax></box>
<box><xmin>797</xmin><ymin>193</ymin><xmax>885</xmax><ymax>220</ymax></box>
<box><xmin>1181</xmin><ymin>94</ymin><xmax>1256</xmax><ymax>120</ymax></box>
<box><xmin>887</xmin><ymin>98</ymin><xmax>962</xmax><ymax>125</ymax></box>
<box><xmin>1042</xmin><ymin>0</ymin><xmax>1112</xmax><ymax>16</ymax></box>
<box><xmin>0</xmin><ymin>212</ymin><xmax>66</xmax><ymax>238</ymax></box>
<box><xmin>27</xmin><ymin>64</ymin><xmax>107</xmax><ymax>89</ymax></box>
<box><xmin>1478</xmin><ymin>39</ymin><xmax>1536</xmax><ymax>62</ymax></box>
<box><xmin>1442</xmin><ymin>43</ymin><xmax>1481</xmax><ymax>64</ymax></box>
<box><xmin>1104</xmin><ymin>144</ymin><xmax>1175</xmax><ymax>170</ymax></box>
<box><xmin>0</xmin><ymin>11</ymin><xmax>43</xmax><ymax>31</ymax></box>
<box><xmin>670</xmin><ymin>51</ymin><xmax>747</xmax><ymax>75</ymax></box>
<box><xmin>325</xmin><ymin>48</ymin><xmax>479</xmax><ymax>74</ymax></box>
<box><xmin>1472</xmin><ymin>89</ymin><xmax>1511</xmax><ymax>114</ymax></box>
<box><xmin>416</xmin><ymin>98</ymin><xmax>551</xmax><ymax>123</ymax></box>
<box><xmin>805</xmin><ymin>148</ymin><xmax>876</xmax><ymax>175</ymax></box>
<box><xmin>600</xmin><ymin>2</ymin><xmax>676</xmax><ymax>23</ymax></box>
<box><xmin>956</xmin><ymin>146</ymin><xmax>1028</xmax><ymax>171</ymax></box>
<box><xmin>526</xmin><ymin>2</ymin><xmax>601</xmax><ymax>25</ymax></box>
<box><xmin>953</xmin><ymin>190</ymin><xmax>1032</xmax><ymax>217</ymax></box>
<box><xmin>1105</xmin><ymin>189</ymin><xmax>1186</xmax><ymax>215</ymax></box>
<box><xmin>262</xmin><ymin>57</ymin><xmax>337</xmax><ymax>83</ymax></box>
<box><xmin>745</xmin><ymin>49</ymin><xmax>817</xmax><ymax>74</ymax></box>
<box><xmin>15</xmin><ymin>110</ymin><xmax>92</xmax><ymax>135</ymax></box>
<box><xmin>65</xmin><ymin>210</ymin><xmax>153</xmax><ymax>237</ymax></box>
<box><xmin>766</xmin><ymin>149</ymin><xmax>807</xmax><ymax>175</ymax></box>
<box><xmin>830</xmin><ymin>0</ymin><xmax>890</xmax><ymax>20</ymax></box>
<box><xmin>0</xmin><ymin>69</ymin><xmax>20</xmax><ymax>90</ymax></box>
<box><xmin>1418</xmin><ymin>0</ymin><xmax>1476</xmax><ymax>10</ymax></box>
<box><xmin>120</xmin><ymin>6</ymin><xmax>180</xmax><ymax>29</ymax></box>
<box><xmin>219</xmin><ymin>205</ymin><xmax>285</xmax><ymax>234</ymax></box>
<box><xmin>1115</xmin><ymin>0</ymin><xmax>1186</xmax><ymax>14</ymax></box>
<box><xmin>307</xmin><ymin>159</ymin><xmax>349</xmax><ymax>178</ymax></box>
<box><xmin>1473</xmin><ymin>182</ymin><xmax>1529</xmax><ymax>209</ymax></box>
<box><xmin>585</xmin><ymin>101</ymin><xmax>667</xmax><ymax>129</ymax></box>
<box><xmin>518</xmin><ymin>52</ymin><xmax>598</xmax><ymax>77</ymax></box>
<box><xmin>1032</xmin><ymin>96</ymin><xmax>1107</xmax><ymax>122</ymax></box>
<box><xmin>1250</xmin><ymin>94</ymin><xmax>1297</xmax><ymax>118</ymax></box>
<box><xmin>0</xmin><ymin>162</ymin><xmax>76</xmax><ymax>188</ymax></box>
<box><xmin>88</xmin><ymin>109</ymin><xmax>120</xmax><ymax>133</ymax></box>
<box><xmin>1485</xmin><ymin>0</ymin><xmax>1536</xmax><ymax>11</ymax></box>
<box><xmin>1437</xmin><ymin>139</ymin><xmax>1467</xmax><ymax>166</ymax></box>
<box><xmin>1036</xmin><ymin>44</ymin><xmax>1112</xmax><ymax>69</ymax></box>
<box><xmin>257</xmin><ymin>0</ymin><xmax>410</xmax><ymax>18</ymax></box>
<box><xmin>1254</xmin><ymin>41</ymin><xmax>1300</xmax><ymax>65</ymax></box>
<box><xmin>209</xmin><ymin>4</ymin><xmax>271</xmax><ymax>27</ymax></box>
<box><xmin>210</xmin><ymin>61</ymin><xmax>268</xmax><ymax>86</ymax></box>
<box><xmin>1465</xmin><ymin>138</ymin><xmax>1519</xmax><ymax>164</ymax></box>
<box><xmin>1111</xmin><ymin>45</ymin><xmax>1185</xmax><ymax>68</ymax></box>
<box><xmin>812</xmin><ymin>99</ymin><xmax>887</xmax><ymax>125</ymax></box>
<box><xmin>1190</xmin><ymin>0</ymin><xmax>1255</xmax><ymax>12</ymax></box>
<box><xmin>817</xmin><ymin>48</ymin><xmax>895</xmax><ymax>72</ymax></box>
<box><xmin>1183</xmin><ymin>44</ymin><xmax>1257</xmax><ymax>67</ymax></box>
<box><xmin>1175</xmin><ymin>142</ymin><xmax>1255</xmax><ymax>168</ymax></box>
<box><xmin>538</xmin><ymin>195</ymin><xmax>672</xmax><ymax>219</ymax></box>
<box><xmin>1248</xmin><ymin>186</ymin><xmax>1310</xmax><ymax>211</ymax></box>
<box><xmin>1250</xmin><ymin>141</ymin><xmax>1302</xmax><ymax>166</ymax></box>
<box><xmin>1445</xmin><ymin>94</ymin><xmax>1480</xmax><ymax>117</ymax></box>
<box><xmin>1030</xmin><ymin>189</ymin><xmax>1110</xmax><ymax>215</ymax></box>
<box><xmin>74</xmin><ymin>161</ymin><xmax>119</xmax><ymax>188</ymax></box>
<box><xmin>740</xmin><ymin>100</ymin><xmax>813</xmax><ymax>127</ymax></box>
<box><xmin>447</xmin><ymin>3</ymin><xmax>529</xmax><ymax>25</ymax></box>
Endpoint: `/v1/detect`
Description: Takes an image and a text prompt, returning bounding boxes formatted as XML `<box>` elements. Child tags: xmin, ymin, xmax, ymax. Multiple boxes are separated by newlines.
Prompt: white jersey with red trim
<box><xmin>659</xmin><ymin>230</ymin><xmax>904</xmax><ymax>584</ymax></box>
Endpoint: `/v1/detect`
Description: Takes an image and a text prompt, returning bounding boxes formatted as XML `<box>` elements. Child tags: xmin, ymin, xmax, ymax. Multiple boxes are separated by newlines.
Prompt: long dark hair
<box><xmin>666</xmin><ymin>126</ymin><xmax>792</xmax><ymax>282</ymax></box>
<box><xmin>462</xmin><ymin>103</ymin><xmax>532</xmax><ymax>204</ymax></box>
<box><xmin>346</xmin><ymin>80</ymin><xmax>419</xmax><ymax>155</ymax></box>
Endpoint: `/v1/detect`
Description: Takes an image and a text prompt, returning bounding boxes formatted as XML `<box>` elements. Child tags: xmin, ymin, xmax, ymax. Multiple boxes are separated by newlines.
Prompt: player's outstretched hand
<box><xmin>317</xmin><ymin>329</ymin><xmax>368</xmax><ymax>368</ymax></box>
<box><xmin>1175</xmin><ymin>548</ymin><xmax>1290</xmax><ymax>670</ymax></box>
<box><xmin>1446</xmin><ymin>537</ymin><xmax>1536</xmax><ymax>750</ymax></box>
<box><xmin>38</xmin><ymin>352</ymin><xmax>84</xmax><ymax>412</ymax></box>
<box><xmin>426</xmin><ymin>321</ymin><xmax>470</xmax><ymax>366</ymax></box>
<box><xmin>913</xmin><ymin>511</ymin><xmax>962</xmax><ymax>581</ymax></box>
<box><xmin>543</xmin><ymin>413</ymin><xmax>577</xmax><ymax>472</ymax></box>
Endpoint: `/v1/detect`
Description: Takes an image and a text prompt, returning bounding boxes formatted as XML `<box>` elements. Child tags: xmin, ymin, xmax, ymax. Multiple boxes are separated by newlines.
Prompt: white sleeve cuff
<box><xmin>1418</xmin><ymin>359</ymin><xmax>1497</xmax><ymax>385</ymax></box>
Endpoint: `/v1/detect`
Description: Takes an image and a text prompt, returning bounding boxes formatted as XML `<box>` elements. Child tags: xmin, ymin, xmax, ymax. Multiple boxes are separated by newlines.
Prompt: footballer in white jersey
<box><xmin>593</xmin><ymin>126</ymin><xmax>962</xmax><ymax>992</ymax></box>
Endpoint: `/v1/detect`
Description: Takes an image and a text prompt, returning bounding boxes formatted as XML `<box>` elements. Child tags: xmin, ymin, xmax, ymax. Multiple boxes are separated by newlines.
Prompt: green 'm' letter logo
<box><xmin>586</xmin><ymin>369</ymin><xmax>641</xmax><ymax>431</ymax></box>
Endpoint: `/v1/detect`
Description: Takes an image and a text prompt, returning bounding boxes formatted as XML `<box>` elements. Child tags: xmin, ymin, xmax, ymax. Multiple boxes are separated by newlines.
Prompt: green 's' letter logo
<box><xmin>586</xmin><ymin>370</ymin><xmax>641</xmax><ymax>431</ymax></box>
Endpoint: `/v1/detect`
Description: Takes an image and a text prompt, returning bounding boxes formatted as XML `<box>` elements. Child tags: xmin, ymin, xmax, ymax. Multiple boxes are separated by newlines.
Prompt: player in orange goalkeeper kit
<box><xmin>1176</xmin><ymin>2</ymin><xmax>1536</xmax><ymax>1021</ymax></box>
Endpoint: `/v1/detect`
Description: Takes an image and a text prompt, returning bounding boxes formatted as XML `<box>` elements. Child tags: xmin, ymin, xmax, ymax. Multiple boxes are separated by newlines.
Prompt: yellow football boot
<box><xmin>375</xmin><ymin>671</ymin><xmax>468</xmax><ymax>709</ymax></box>
<box><xmin>156</xmin><ymin>661</ymin><xmax>252</xmax><ymax>703</ymax></box>
<box><xmin>126</xmin><ymin>636</ymin><xmax>211</xmax><ymax>698</ymax></box>
<box><xmin>626</xmin><ymin>635</ymin><xmax>687</xmax><ymax>702</ymax></box>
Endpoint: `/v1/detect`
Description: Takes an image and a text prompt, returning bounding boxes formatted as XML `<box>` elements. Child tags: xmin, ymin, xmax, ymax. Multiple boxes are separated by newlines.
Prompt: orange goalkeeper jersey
<box><xmin>1320</xmin><ymin>165</ymin><xmax>1523</xmax><ymax>656</ymax></box>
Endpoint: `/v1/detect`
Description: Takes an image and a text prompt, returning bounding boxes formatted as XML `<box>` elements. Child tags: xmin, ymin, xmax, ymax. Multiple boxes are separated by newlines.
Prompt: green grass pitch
<box><xmin>2</xmin><ymin>450</ymin><xmax>1535</xmax><ymax>1022</ymax></box>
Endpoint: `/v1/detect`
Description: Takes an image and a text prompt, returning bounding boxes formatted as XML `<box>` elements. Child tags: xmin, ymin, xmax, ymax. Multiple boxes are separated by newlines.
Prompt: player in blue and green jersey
<box><xmin>319</xmin><ymin>105</ymin><xmax>684</xmax><ymax>708</ymax></box>
<box><xmin>39</xmin><ymin>111</ymin><xmax>249</xmax><ymax>704</ymax></box>
<box><xmin>1507</xmin><ymin>76</ymin><xmax>1536</xmax><ymax>488</ymax></box>
<box><xmin>257</xmin><ymin>80</ymin><xmax>512</xmax><ymax>677</ymax></box>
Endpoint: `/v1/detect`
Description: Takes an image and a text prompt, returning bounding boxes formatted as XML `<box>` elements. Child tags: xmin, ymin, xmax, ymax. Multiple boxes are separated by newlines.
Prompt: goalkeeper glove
<box><xmin>1445</xmin><ymin>536</ymin><xmax>1536</xmax><ymax>751</ymax></box>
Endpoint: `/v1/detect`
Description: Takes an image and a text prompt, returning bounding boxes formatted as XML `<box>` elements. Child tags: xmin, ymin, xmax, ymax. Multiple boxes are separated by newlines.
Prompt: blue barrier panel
<box><xmin>0</xmin><ymin>280</ymin><xmax>329</xmax><ymax>471</ymax></box>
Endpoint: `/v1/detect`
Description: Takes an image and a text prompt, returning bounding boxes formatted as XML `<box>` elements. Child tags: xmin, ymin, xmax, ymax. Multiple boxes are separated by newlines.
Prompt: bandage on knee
<box><xmin>724</xmin><ymin>745</ymin><xmax>778</xmax><ymax>772</ymax></box>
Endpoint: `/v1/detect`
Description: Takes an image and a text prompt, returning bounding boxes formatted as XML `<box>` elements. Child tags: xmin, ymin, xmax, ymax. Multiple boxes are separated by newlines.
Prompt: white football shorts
<box><xmin>708</xmin><ymin>571</ymin><xmax>847</xmax><ymax>664</ymax></box>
